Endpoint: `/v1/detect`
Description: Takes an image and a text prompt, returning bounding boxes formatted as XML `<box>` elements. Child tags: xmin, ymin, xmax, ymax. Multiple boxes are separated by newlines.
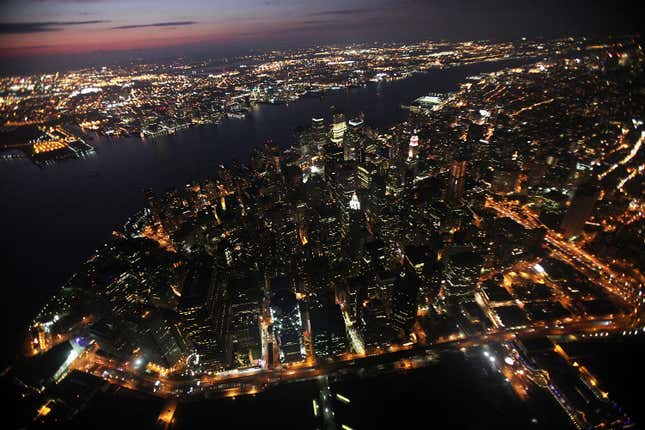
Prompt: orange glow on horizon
<box><xmin>0</xmin><ymin>19</ymin><xmax>304</xmax><ymax>58</ymax></box>
<box><xmin>2</xmin><ymin>30</ymin><xmax>217</xmax><ymax>57</ymax></box>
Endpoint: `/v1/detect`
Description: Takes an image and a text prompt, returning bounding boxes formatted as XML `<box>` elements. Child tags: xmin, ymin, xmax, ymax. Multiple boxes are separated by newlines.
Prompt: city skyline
<box><xmin>1</xmin><ymin>2</ymin><xmax>643</xmax><ymax>429</ymax></box>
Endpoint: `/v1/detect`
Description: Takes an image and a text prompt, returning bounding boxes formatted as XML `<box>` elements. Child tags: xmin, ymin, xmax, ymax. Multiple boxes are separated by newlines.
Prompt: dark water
<box><xmin>331</xmin><ymin>350</ymin><xmax>572</xmax><ymax>430</ymax></box>
<box><xmin>0</xmin><ymin>59</ymin><xmax>532</xmax><ymax>366</ymax></box>
<box><xmin>175</xmin><ymin>381</ymin><xmax>319</xmax><ymax>429</ymax></box>
<box><xmin>563</xmin><ymin>338</ymin><xmax>642</xmax><ymax>426</ymax></box>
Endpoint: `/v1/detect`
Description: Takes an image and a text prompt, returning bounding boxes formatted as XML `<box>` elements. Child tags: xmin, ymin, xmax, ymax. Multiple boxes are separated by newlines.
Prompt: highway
<box><xmin>484</xmin><ymin>197</ymin><xmax>643</xmax><ymax>309</ymax></box>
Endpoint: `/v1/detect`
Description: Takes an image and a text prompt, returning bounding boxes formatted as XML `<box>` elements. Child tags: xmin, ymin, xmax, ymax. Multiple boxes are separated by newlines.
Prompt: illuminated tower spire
<box><xmin>349</xmin><ymin>191</ymin><xmax>361</xmax><ymax>210</ymax></box>
<box><xmin>407</xmin><ymin>134</ymin><xmax>419</xmax><ymax>161</ymax></box>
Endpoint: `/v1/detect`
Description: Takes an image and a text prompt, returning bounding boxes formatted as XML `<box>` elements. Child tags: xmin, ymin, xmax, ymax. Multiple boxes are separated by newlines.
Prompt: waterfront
<box><xmin>174</xmin><ymin>349</ymin><xmax>573</xmax><ymax>429</ymax></box>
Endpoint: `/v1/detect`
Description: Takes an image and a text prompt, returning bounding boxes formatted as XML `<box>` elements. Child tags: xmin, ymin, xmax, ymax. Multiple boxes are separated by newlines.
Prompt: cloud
<box><xmin>111</xmin><ymin>21</ymin><xmax>197</xmax><ymax>30</ymax></box>
<box><xmin>310</xmin><ymin>8</ymin><xmax>383</xmax><ymax>17</ymax></box>
<box><xmin>1</xmin><ymin>44</ymin><xmax>51</xmax><ymax>51</ymax></box>
<box><xmin>0</xmin><ymin>20</ymin><xmax>106</xmax><ymax>34</ymax></box>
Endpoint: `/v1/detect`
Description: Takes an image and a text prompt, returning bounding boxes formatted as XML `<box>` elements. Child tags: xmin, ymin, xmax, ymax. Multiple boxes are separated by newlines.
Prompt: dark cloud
<box><xmin>310</xmin><ymin>8</ymin><xmax>383</xmax><ymax>17</ymax></box>
<box><xmin>1</xmin><ymin>44</ymin><xmax>51</xmax><ymax>51</ymax></box>
<box><xmin>0</xmin><ymin>20</ymin><xmax>106</xmax><ymax>34</ymax></box>
<box><xmin>111</xmin><ymin>21</ymin><xmax>197</xmax><ymax>30</ymax></box>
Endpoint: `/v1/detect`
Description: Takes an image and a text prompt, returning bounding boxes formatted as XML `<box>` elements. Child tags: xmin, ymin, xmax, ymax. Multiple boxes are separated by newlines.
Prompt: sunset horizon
<box><xmin>2</xmin><ymin>0</ymin><xmax>641</xmax><ymax>62</ymax></box>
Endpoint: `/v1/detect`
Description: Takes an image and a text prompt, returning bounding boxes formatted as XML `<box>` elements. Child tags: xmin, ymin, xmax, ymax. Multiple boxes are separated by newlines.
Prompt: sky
<box><xmin>0</xmin><ymin>0</ymin><xmax>641</xmax><ymax>69</ymax></box>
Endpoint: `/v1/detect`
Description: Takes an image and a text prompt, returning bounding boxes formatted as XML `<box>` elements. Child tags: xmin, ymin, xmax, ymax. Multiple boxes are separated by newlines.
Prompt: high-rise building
<box><xmin>450</xmin><ymin>157</ymin><xmax>467</xmax><ymax>179</ymax></box>
<box><xmin>491</xmin><ymin>168</ymin><xmax>520</xmax><ymax>195</ymax></box>
<box><xmin>359</xmin><ymin>298</ymin><xmax>396</xmax><ymax>349</ymax></box>
<box><xmin>314</xmin><ymin>204</ymin><xmax>342</xmax><ymax>263</ymax></box>
<box><xmin>311</xmin><ymin>117</ymin><xmax>327</xmax><ymax>149</ymax></box>
<box><xmin>178</xmin><ymin>260</ymin><xmax>225</xmax><ymax>368</ymax></box>
<box><xmin>298</xmin><ymin>129</ymin><xmax>313</xmax><ymax>161</ymax></box>
<box><xmin>269</xmin><ymin>277</ymin><xmax>305</xmax><ymax>364</ymax></box>
<box><xmin>298</xmin><ymin>125</ymin><xmax>326</xmax><ymax>181</ymax></box>
<box><xmin>349</xmin><ymin>191</ymin><xmax>361</xmax><ymax>211</ymax></box>
<box><xmin>343</xmin><ymin>119</ymin><xmax>364</xmax><ymax>162</ymax></box>
<box><xmin>407</xmin><ymin>134</ymin><xmax>420</xmax><ymax>162</ymax></box>
<box><xmin>390</xmin><ymin>267</ymin><xmax>420</xmax><ymax>337</ymax></box>
<box><xmin>345</xmin><ymin>191</ymin><xmax>368</xmax><ymax>260</ymax></box>
<box><xmin>331</xmin><ymin>112</ymin><xmax>347</xmax><ymax>145</ymax></box>
<box><xmin>560</xmin><ymin>180</ymin><xmax>601</xmax><ymax>239</ymax></box>
<box><xmin>385</xmin><ymin>164</ymin><xmax>405</xmax><ymax>196</ymax></box>
<box><xmin>443</xmin><ymin>248</ymin><xmax>483</xmax><ymax>298</ymax></box>
<box><xmin>147</xmin><ymin>311</ymin><xmax>189</xmax><ymax>367</ymax></box>
<box><xmin>227</xmin><ymin>275</ymin><xmax>262</xmax><ymax>367</ymax></box>
<box><xmin>309</xmin><ymin>299</ymin><xmax>348</xmax><ymax>359</ymax></box>
<box><xmin>356</xmin><ymin>162</ymin><xmax>377</xmax><ymax>190</ymax></box>
<box><xmin>447</xmin><ymin>152</ymin><xmax>467</xmax><ymax>201</ymax></box>
<box><xmin>388</xmin><ymin>135</ymin><xmax>402</xmax><ymax>162</ymax></box>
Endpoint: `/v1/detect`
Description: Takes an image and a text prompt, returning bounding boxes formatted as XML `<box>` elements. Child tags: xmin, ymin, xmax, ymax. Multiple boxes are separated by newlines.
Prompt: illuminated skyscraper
<box><xmin>357</xmin><ymin>162</ymin><xmax>376</xmax><ymax>190</ymax></box>
<box><xmin>407</xmin><ymin>134</ymin><xmax>420</xmax><ymax>162</ymax></box>
<box><xmin>269</xmin><ymin>277</ymin><xmax>305</xmax><ymax>364</ymax></box>
<box><xmin>178</xmin><ymin>260</ymin><xmax>225</xmax><ymax>368</ymax></box>
<box><xmin>447</xmin><ymin>152</ymin><xmax>467</xmax><ymax>201</ymax></box>
<box><xmin>331</xmin><ymin>112</ymin><xmax>347</xmax><ymax>145</ymax></box>
<box><xmin>311</xmin><ymin>118</ymin><xmax>327</xmax><ymax>177</ymax></box>
<box><xmin>349</xmin><ymin>191</ymin><xmax>361</xmax><ymax>211</ymax></box>
<box><xmin>344</xmin><ymin>191</ymin><xmax>368</xmax><ymax>260</ymax></box>
<box><xmin>359</xmin><ymin>298</ymin><xmax>396</xmax><ymax>348</ymax></box>
<box><xmin>343</xmin><ymin>118</ymin><xmax>364</xmax><ymax>161</ymax></box>
<box><xmin>450</xmin><ymin>157</ymin><xmax>467</xmax><ymax>179</ymax></box>
<box><xmin>311</xmin><ymin>117</ymin><xmax>327</xmax><ymax>149</ymax></box>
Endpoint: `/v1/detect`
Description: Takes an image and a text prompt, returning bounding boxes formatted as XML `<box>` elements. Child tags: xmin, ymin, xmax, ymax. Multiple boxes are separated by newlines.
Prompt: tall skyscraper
<box><xmin>450</xmin><ymin>157</ymin><xmax>467</xmax><ymax>179</ymax></box>
<box><xmin>178</xmin><ymin>260</ymin><xmax>225</xmax><ymax>368</ymax></box>
<box><xmin>356</xmin><ymin>162</ymin><xmax>376</xmax><ymax>190</ymax></box>
<box><xmin>343</xmin><ymin>118</ymin><xmax>364</xmax><ymax>162</ymax></box>
<box><xmin>227</xmin><ymin>275</ymin><xmax>262</xmax><ymax>367</ymax></box>
<box><xmin>344</xmin><ymin>191</ymin><xmax>368</xmax><ymax>260</ymax></box>
<box><xmin>331</xmin><ymin>112</ymin><xmax>347</xmax><ymax>145</ymax></box>
<box><xmin>447</xmin><ymin>152</ymin><xmax>467</xmax><ymax>201</ymax></box>
<box><xmin>349</xmin><ymin>191</ymin><xmax>361</xmax><ymax>211</ymax></box>
<box><xmin>407</xmin><ymin>134</ymin><xmax>420</xmax><ymax>162</ymax></box>
<box><xmin>560</xmin><ymin>180</ymin><xmax>601</xmax><ymax>239</ymax></box>
<box><xmin>309</xmin><ymin>293</ymin><xmax>348</xmax><ymax>359</ymax></box>
<box><xmin>311</xmin><ymin>117</ymin><xmax>327</xmax><ymax>149</ymax></box>
<box><xmin>311</xmin><ymin>117</ymin><xmax>327</xmax><ymax>177</ymax></box>
<box><xmin>390</xmin><ymin>267</ymin><xmax>420</xmax><ymax>337</ymax></box>
<box><xmin>269</xmin><ymin>277</ymin><xmax>305</xmax><ymax>364</ymax></box>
